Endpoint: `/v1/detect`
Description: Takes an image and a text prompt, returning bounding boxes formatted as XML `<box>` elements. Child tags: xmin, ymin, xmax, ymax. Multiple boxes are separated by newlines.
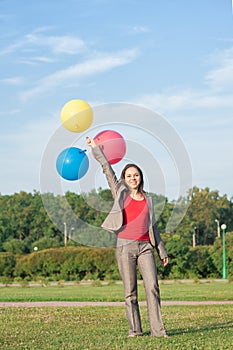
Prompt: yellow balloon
<box><xmin>60</xmin><ymin>99</ymin><xmax>93</xmax><ymax>133</ymax></box>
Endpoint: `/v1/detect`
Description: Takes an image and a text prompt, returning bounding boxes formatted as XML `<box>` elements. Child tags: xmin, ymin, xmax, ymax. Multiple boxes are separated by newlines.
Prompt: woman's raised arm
<box><xmin>86</xmin><ymin>136</ymin><xmax>119</xmax><ymax>198</ymax></box>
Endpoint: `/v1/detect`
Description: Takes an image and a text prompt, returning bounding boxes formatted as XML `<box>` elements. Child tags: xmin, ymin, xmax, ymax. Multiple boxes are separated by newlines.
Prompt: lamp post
<box><xmin>64</xmin><ymin>223</ymin><xmax>74</xmax><ymax>246</ymax></box>
<box><xmin>221</xmin><ymin>224</ymin><xmax>227</xmax><ymax>279</ymax></box>
<box><xmin>64</xmin><ymin>222</ymin><xmax>67</xmax><ymax>246</ymax></box>
<box><xmin>193</xmin><ymin>226</ymin><xmax>197</xmax><ymax>248</ymax></box>
<box><xmin>215</xmin><ymin>219</ymin><xmax>220</xmax><ymax>238</ymax></box>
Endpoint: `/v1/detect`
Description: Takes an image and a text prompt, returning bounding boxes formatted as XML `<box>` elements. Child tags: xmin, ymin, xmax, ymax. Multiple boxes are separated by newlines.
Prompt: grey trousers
<box><xmin>116</xmin><ymin>238</ymin><xmax>167</xmax><ymax>336</ymax></box>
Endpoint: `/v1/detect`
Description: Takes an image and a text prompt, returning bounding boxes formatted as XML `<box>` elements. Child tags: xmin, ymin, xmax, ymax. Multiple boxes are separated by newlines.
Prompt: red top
<box><xmin>118</xmin><ymin>194</ymin><xmax>150</xmax><ymax>241</ymax></box>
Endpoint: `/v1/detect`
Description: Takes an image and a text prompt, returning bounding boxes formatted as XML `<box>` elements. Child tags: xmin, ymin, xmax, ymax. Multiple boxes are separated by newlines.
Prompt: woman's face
<box><xmin>124</xmin><ymin>167</ymin><xmax>141</xmax><ymax>190</ymax></box>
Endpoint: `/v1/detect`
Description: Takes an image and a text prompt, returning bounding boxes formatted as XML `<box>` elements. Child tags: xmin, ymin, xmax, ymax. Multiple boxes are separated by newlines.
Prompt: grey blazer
<box><xmin>93</xmin><ymin>146</ymin><xmax>168</xmax><ymax>260</ymax></box>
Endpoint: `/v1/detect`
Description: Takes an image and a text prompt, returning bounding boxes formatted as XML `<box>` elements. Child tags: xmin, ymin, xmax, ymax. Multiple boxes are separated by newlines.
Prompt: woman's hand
<box><xmin>86</xmin><ymin>137</ymin><xmax>96</xmax><ymax>148</ymax></box>
<box><xmin>161</xmin><ymin>257</ymin><xmax>169</xmax><ymax>267</ymax></box>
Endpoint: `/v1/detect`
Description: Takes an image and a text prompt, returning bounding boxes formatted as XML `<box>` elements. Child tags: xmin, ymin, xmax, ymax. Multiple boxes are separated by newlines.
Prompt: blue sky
<box><xmin>1</xmin><ymin>0</ymin><xmax>233</xmax><ymax>200</ymax></box>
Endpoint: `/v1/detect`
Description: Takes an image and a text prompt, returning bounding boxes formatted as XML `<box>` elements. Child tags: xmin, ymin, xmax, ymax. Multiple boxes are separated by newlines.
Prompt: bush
<box><xmin>188</xmin><ymin>246</ymin><xmax>219</xmax><ymax>278</ymax></box>
<box><xmin>0</xmin><ymin>252</ymin><xmax>16</xmax><ymax>278</ymax></box>
<box><xmin>4</xmin><ymin>233</ymin><xmax>233</xmax><ymax>282</ymax></box>
<box><xmin>14</xmin><ymin>246</ymin><xmax>119</xmax><ymax>281</ymax></box>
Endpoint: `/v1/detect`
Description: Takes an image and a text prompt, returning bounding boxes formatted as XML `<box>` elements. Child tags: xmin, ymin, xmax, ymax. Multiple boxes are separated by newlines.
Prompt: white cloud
<box><xmin>0</xmin><ymin>41</ymin><xmax>23</xmax><ymax>56</ymax></box>
<box><xmin>0</xmin><ymin>109</ymin><xmax>21</xmax><ymax>115</ymax></box>
<box><xmin>205</xmin><ymin>47</ymin><xmax>233</xmax><ymax>91</ymax></box>
<box><xmin>0</xmin><ymin>76</ymin><xmax>24</xmax><ymax>86</ymax></box>
<box><xmin>24</xmin><ymin>33</ymin><xmax>86</xmax><ymax>55</ymax></box>
<box><xmin>48</xmin><ymin>36</ymin><xmax>85</xmax><ymax>54</ymax></box>
<box><xmin>20</xmin><ymin>49</ymin><xmax>139</xmax><ymax>102</ymax></box>
<box><xmin>137</xmin><ymin>46</ymin><xmax>233</xmax><ymax>114</ymax></box>
<box><xmin>32</xmin><ymin>26</ymin><xmax>57</xmax><ymax>34</ymax></box>
<box><xmin>137</xmin><ymin>89</ymin><xmax>233</xmax><ymax>114</ymax></box>
<box><xmin>129</xmin><ymin>26</ymin><xmax>150</xmax><ymax>34</ymax></box>
<box><xmin>31</xmin><ymin>56</ymin><xmax>56</xmax><ymax>63</ymax></box>
<box><xmin>0</xmin><ymin>30</ymin><xmax>86</xmax><ymax>57</ymax></box>
<box><xmin>17</xmin><ymin>57</ymin><xmax>55</xmax><ymax>66</ymax></box>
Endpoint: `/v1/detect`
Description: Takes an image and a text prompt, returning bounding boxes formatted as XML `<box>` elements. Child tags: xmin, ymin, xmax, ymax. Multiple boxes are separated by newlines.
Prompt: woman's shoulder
<box><xmin>143</xmin><ymin>192</ymin><xmax>153</xmax><ymax>204</ymax></box>
<box><xmin>116</xmin><ymin>179</ymin><xmax>128</xmax><ymax>193</ymax></box>
<box><xmin>143</xmin><ymin>191</ymin><xmax>150</xmax><ymax>198</ymax></box>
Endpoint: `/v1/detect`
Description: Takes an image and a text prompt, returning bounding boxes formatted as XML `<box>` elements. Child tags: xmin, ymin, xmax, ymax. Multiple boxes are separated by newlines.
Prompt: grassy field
<box><xmin>0</xmin><ymin>305</ymin><xmax>232</xmax><ymax>349</ymax></box>
<box><xmin>0</xmin><ymin>281</ymin><xmax>232</xmax><ymax>349</ymax></box>
<box><xmin>0</xmin><ymin>280</ymin><xmax>232</xmax><ymax>302</ymax></box>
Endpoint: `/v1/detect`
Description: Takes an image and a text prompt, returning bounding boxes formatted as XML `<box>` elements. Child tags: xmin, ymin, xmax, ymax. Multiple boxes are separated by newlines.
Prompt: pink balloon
<box><xmin>93</xmin><ymin>130</ymin><xmax>126</xmax><ymax>164</ymax></box>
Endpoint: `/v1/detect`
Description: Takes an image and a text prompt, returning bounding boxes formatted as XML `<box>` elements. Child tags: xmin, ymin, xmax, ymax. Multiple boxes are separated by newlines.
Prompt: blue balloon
<box><xmin>56</xmin><ymin>147</ymin><xmax>89</xmax><ymax>181</ymax></box>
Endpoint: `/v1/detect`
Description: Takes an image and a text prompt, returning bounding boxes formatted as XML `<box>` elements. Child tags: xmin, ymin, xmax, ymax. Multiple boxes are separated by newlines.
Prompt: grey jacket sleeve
<box><xmin>92</xmin><ymin>146</ymin><xmax>119</xmax><ymax>199</ymax></box>
<box><xmin>153</xmin><ymin>222</ymin><xmax>168</xmax><ymax>260</ymax></box>
<box><xmin>150</xmin><ymin>196</ymin><xmax>168</xmax><ymax>259</ymax></box>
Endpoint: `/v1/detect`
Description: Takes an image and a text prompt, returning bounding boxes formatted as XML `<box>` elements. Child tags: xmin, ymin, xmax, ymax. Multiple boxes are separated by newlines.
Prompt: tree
<box><xmin>184</xmin><ymin>187</ymin><xmax>231</xmax><ymax>245</ymax></box>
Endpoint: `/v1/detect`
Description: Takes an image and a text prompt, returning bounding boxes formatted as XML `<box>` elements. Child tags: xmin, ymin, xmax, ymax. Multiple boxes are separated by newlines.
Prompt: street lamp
<box><xmin>64</xmin><ymin>223</ymin><xmax>74</xmax><ymax>246</ymax></box>
<box><xmin>215</xmin><ymin>219</ymin><xmax>220</xmax><ymax>238</ymax></box>
<box><xmin>193</xmin><ymin>226</ymin><xmax>197</xmax><ymax>247</ymax></box>
<box><xmin>64</xmin><ymin>222</ymin><xmax>67</xmax><ymax>246</ymax></box>
<box><xmin>221</xmin><ymin>223</ymin><xmax>227</xmax><ymax>279</ymax></box>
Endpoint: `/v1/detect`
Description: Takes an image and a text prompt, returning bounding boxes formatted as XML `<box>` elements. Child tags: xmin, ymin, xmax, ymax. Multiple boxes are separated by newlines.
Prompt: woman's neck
<box><xmin>129</xmin><ymin>190</ymin><xmax>144</xmax><ymax>201</ymax></box>
<box><xmin>130</xmin><ymin>189</ymin><xmax>138</xmax><ymax>196</ymax></box>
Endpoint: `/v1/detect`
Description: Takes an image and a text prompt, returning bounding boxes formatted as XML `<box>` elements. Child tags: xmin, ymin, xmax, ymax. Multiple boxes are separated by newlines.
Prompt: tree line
<box><xmin>0</xmin><ymin>186</ymin><xmax>232</xmax><ymax>280</ymax></box>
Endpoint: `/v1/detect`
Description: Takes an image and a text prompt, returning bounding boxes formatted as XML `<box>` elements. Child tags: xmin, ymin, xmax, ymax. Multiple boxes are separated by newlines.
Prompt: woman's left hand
<box><xmin>86</xmin><ymin>137</ymin><xmax>96</xmax><ymax>148</ymax></box>
<box><xmin>161</xmin><ymin>257</ymin><xmax>168</xmax><ymax>266</ymax></box>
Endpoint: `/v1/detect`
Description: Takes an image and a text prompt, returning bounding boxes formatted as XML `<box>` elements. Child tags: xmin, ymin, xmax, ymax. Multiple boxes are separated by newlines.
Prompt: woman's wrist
<box><xmin>86</xmin><ymin>136</ymin><xmax>96</xmax><ymax>148</ymax></box>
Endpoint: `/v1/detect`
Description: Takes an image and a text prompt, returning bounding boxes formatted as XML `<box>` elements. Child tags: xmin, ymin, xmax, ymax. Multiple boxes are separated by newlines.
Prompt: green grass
<box><xmin>0</xmin><ymin>282</ymin><xmax>232</xmax><ymax>349</ymax></box>
<box><xmin>0</xmin><ymin>305</ymin><xmax>232</xmax><ymax>349</ymax></box>
<box><xmin>0</xmin><ymin>281</ymin><xmax>232</xmax><ymax>302</ymax></box>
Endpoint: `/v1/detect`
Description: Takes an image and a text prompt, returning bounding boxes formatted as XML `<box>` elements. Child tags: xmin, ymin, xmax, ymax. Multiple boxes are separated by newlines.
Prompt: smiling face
<box><xmin>124</xmin><ymin>167</ymin><xmax>141</xmax><ymax>191</ymax></box>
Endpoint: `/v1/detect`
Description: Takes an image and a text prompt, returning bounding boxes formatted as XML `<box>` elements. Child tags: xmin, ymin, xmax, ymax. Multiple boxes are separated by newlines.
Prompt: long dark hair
<box><xmin>120</xmin><ymin>163</ymin><xmax>144</xmax><ymax>193</ymax></box>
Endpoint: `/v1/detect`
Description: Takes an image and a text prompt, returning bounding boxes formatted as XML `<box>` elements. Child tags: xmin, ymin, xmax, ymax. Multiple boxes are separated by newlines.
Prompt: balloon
<box><xmin>60</xmin><ymin>99</ymin><xmax>93</xmax><ymax>133</ymax></box>
<box><xmin>56</xmin><ymin>147</ymin><xmax>89</xmax><ymax>180</ymax></box>
<box><xmin>93</xmin><ymin>130</ymin><xmax>126</xmax><ymax>164</ymax></box>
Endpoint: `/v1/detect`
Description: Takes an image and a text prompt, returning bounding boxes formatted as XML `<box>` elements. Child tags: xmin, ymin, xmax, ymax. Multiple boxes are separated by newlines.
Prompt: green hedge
<box><xmin>0</xmin><ymin>252</ymin><xmax>16</xmax><ymax>278</ymax></box>
<box><xmin>0</xmin><ymin>235</ymin><xmax>232</xmax><ymax>282</ymax></box>
<box><xmin>14</xmin><ymin>246</ymin><xmax>119</xmax><ymax>281</ymax></box>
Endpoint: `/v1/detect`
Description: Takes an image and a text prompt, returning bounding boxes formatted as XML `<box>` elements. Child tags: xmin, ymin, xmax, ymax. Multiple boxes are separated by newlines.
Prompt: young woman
<box><xmin>86</xmin><ymin>137</ymin><xmax>169</xmax><ymax>338</ymax></box>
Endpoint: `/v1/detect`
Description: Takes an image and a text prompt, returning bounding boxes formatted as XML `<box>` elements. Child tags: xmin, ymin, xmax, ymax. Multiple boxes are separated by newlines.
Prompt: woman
<box><xmin>86</xmin><ymin>137</ymin><xmax>169</xmax><ymax>338</ymax></box>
